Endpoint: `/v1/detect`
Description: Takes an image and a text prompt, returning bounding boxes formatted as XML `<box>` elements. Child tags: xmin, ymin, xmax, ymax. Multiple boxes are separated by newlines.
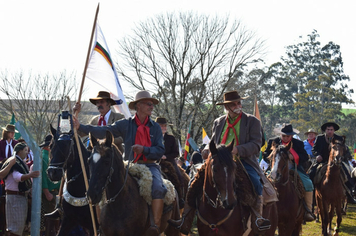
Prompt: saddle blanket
<box><xmin>123</xmin><ymin>161</ymin><xmax>175</xmax><ymax>205</ymax></box>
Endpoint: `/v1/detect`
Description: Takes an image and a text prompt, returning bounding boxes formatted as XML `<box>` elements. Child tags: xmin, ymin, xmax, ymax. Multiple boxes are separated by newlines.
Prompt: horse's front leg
<box><xmin>320</xmin><ymin>202</ymin><xmax>329</xmax><ymax>236</ymax></box>
<box><xmin>328</xmin><ymin>204</ymin><xmax>335</xmax><ymax>234</ymax></box>
<box><xmin>333</xmin><ymin>202</ymin><xmax>342</xmax><ymax>236</ymax></box>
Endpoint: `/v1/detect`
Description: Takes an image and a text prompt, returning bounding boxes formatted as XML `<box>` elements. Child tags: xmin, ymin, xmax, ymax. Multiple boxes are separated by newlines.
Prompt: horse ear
<box><xmin>226</xmin><ymin>139</ymin><xmax>234</xmax><ymax>153</ymax></box>
<box><xmin>105</xmin><ymin>131</ymin><xmax>113</xmax><ymax>147</ymax></box>
<box><xmin>89</xmin><ymin>133</ymin><xmax>98</xmax><ymax>148</ymax></box>
<box><xmin>209</xmin><ymin>139</ymin><xmax>217</xmax><ymax>155</ymax></box>
<box><xmin>50</xmin><ymin>124</ymin><xmax>56</xmax><ymax>137</ymax></box>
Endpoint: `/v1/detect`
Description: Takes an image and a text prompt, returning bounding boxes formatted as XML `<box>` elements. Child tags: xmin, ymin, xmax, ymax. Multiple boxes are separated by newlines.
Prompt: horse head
<box><xmin>329</xmin><ymin>137</ymin><xmax>346</xmax><ymax>167</ymax></box>
<box><xmin>47</xmin><ymin>124</ymin><xmax>75</xmax><ymax>182</ymax></box>
<box><xmin>87</xmin><ymin>130</ymin><xmax>119</xmax><ymax>204</ymax></box>
<box><xmin>205</xmin><ymin>139</ymin><xmax>237</xmax><ymax>210</ymax></box>
<box><xmin>269</xmin><ymin>141</ymin><xmax>293</xmax><ymax>183</ymax></box>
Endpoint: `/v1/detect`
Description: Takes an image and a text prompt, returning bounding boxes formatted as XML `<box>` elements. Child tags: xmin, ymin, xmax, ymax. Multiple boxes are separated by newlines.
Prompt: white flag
<box><xmin>86</xmin><ymin>23</ymin><xmax>131</xmax><ymax>118</ymax></box>
<box><xmin>202</xmin><ymin>127</ymin><xmax>211</xmax><ymax>145</ymax></box>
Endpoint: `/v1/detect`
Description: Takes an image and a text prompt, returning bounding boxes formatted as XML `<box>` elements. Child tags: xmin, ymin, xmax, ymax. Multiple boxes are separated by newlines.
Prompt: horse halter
<box><xmin>49</xmin><ymin>133</ymin><xmax>75</xmax><ymax>176</ymax></box>
<box><xmin>270</xmin><ymin>147</ymin><xmax>290</xmax><ymax>186</ymax></box>
<box><xmin>204</xmin><ymin>154</ymin><xmax>233</xmax><ymax>209</ymax></box>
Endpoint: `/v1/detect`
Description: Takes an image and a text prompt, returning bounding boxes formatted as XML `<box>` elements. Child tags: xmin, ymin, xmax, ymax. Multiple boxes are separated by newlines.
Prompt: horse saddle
<box><xmin>123</xmin><ymin>161</ymin><xmax>176</xmax><ymax>206</ymax></box>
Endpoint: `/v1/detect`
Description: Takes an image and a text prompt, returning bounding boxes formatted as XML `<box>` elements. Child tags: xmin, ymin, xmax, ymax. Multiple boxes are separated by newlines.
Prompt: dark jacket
<box><xmin>163</xmin><ymin>133</ymin><xmax>179</xmax><ymax>164</ymax></box>
<box><xmin>264</xmin><ymin>137</ymin><xmax>309</xmax><ymax>172</ymax></box>
<box><xmin>312</xmin><ymin>134</ymin><xmax>351</xmax><ymax>163</ymax></box>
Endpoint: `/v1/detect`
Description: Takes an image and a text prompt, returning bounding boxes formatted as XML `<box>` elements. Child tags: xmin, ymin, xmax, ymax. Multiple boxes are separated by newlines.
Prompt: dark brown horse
<box><xmin>268</xmin><ymin>142</ymin><xmax>304</xmax><ymax>236</ymax></box>
<box><xmin>87</xmin><ymin>131</ymin><xmax>180</xmax><ymax>236</ymax></box>
<box><xmin>315</xmin><ymin>138</ymin><xmax>347</xmax><ymax>236</ymax></box>
<box><xmin>197</xmin><ymin>140</ymin><xmax>277</xmax><ymax>236</ymax></box>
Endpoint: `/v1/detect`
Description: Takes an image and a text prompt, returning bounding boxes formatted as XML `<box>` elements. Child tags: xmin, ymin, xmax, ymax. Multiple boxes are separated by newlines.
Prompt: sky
<box><xmin>1</xmin><ymin>0</ymin><xmax>355</xmax><ymax>106</ymax></box>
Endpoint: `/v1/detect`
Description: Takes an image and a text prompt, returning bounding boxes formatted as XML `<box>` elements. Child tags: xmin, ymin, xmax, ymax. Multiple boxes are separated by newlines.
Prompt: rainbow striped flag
<box><xmin>86</xmin><ymin>23</ymin><xmax>130</xmax><ymax>118</ymax></box>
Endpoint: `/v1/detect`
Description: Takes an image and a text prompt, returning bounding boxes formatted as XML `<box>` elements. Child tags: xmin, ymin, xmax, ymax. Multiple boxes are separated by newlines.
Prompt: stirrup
<box><xmin>168</xmin><ymin>218</ymin><xmax>184</xmax><ymax>229</ymax></box>
<box><xmin>255</xmin><ymin>217</ymin><xmax>271</xmax><ymax>231</ymax></box>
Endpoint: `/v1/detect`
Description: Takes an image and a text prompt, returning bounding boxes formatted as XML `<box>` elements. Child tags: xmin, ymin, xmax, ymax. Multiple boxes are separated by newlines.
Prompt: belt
<box><xmin>137</xmin><ymin>160</ymin><xmax>156</xmax><ymax>164</ymax></box>
<box><xmin>6</xmin><ymin>190</ymin><xmax>26</xmax><ymax>197</ymax></box>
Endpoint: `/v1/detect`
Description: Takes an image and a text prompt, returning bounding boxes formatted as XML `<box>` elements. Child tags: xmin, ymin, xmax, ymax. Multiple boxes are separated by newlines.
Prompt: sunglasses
<box><xmin>140</xmin><ymin>101</ymin><xmax>154</xmax><ymax>107</ymax></box>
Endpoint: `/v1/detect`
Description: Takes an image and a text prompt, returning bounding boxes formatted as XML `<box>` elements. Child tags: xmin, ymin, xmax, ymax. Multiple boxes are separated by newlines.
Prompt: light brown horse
<box><xmin>268</xmin><ymin>141</ymin><xmax>304</xmax><ymax>236</ymax></box>
<box><xmin>315</xmin><ymin>138</ymin><xmax>347</xmax><ymax>236</ymax></box>
<box><xmin>197</xmin><ymin>140</ymin><xmax>278</xmax><ymax>236</ymax></box>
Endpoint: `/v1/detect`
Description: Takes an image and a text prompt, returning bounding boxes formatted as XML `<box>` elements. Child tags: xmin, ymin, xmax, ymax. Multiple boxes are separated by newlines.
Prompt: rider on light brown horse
<box><xmin>169</xmin><ymin>90</ymin><xmax>278</xmax><ymax>234</ymax></box>
<box><xmin>310</xmin><ymin>121</ymin><xmax>356</xmax><ymax>204</ymax></box>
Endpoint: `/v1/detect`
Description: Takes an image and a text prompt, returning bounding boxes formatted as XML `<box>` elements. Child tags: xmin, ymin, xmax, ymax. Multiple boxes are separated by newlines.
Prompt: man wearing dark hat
<box><xmin>155</xmin><ymin>117</ymin><xmax>185</xmax><ymax>208</ymax></box>
<box><xmin>73</xmin><ymin>90</ymin><xmax>166</xmax><ymax>236</ymax></box>
<box><xmin>264</xmin><ymin>123</ymin><xmax>315</xmax><ymax>221</ymax></box>
<box><xmin>311</xmin><ymin>122</ymin><xmax>356</xmax><ymax>203</ymax></box>
<box><xmin>74</xmin><ymin>91</ymin><xmax>125</xmax><ymax>152</ymax></box>
<box><xmin>303</xmin><ymin>128</ymin><xmax>318</xmax><ymax>158</ymax></box>
<box><xmin>169</xmin><ymin>91</ymin><xmax>277</xmax><ymax>233</ymax></box>
<box><xmin>0</xmin><ymin>124</ymin><xmax>19</xmax><ymax>162</ymax></box>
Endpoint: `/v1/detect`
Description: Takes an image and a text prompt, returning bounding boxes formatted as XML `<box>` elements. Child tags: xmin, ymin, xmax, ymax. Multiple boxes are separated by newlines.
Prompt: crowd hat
<box><xmin>216</xmin><ymin>91</ymin><xmax>248</xmax><ymax>105</ymax></box>
<box><xmin>278</xmin><ymin>123</ymin><xmax>299</xmax><ymax>136</ymax></box>
<box><xmin>321</xmin><ymin>122</ymin><xmax>339</xmax><ymax>132</ymax></box>
<box><xmin>2</xmin><ymin>124</ymin><xmax>19</xmax><ymax>133</ymax></box>
<box><xmin>39</xmin><ymin>134</ymin><xmax>52</xmax><ymax>148</ymax></box>
<box><xmin>304</xmin><ymin>128</ymin><xmax>318</xmax><ymax>136</ymax></box>
<box><xmin>128</xmin><ymin>90</ymin><xmax>159</xmax><ymax>110</ymax></box>
<box><xmin>89</xmin><ymin>91</ymin><xmax>116</xmax><ymax>106</ymax></box>
<box><xmin>155</xmin><ymin>117</ymin><xmax>172</xmax><ymax>125</ymax></box>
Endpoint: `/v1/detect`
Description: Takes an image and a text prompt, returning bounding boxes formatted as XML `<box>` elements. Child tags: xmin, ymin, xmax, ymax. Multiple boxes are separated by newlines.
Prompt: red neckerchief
<box><xmin>221</xmin><ymin>113</ymin><xmax>242</xmax><ymax>145</ymax></box>
<box><xmin>133</xmin><ymin>114</ymin><xmax>151</xmax><ymax>163</ymax></box>
<box><xmin>282</xmin><ymin>140</ymin><xmax>299</xmax><ymax>165</ymax></box>
<box><xmin>308</xmin><ymin>138</ymin><xmax>315</xmax><ymax>148</ymax></box>
<box><xmin>98</xmin><ymin>111</ymin><xmax>110</xmax><ymax>126</ymax></box>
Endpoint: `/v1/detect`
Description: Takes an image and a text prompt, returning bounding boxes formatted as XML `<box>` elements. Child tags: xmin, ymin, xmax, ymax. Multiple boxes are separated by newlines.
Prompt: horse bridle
<box><xmin>93</xmin><ymin>145</ymin><xmax>132</xmax><ymax>205</ymax></box>
<box><xmin>271</xmin><ymin>148</ymin><xmax>291</xmax><ymax>186</ymax></box>
<box><xmin>203</xmin><ymin>154</ymin><xmax>234</xmax><ymax>209</ymax></box>
<box><xmin>49</xmin><ymin>134</ymin><xmax>75</xmax><ymax>178</ymax></box>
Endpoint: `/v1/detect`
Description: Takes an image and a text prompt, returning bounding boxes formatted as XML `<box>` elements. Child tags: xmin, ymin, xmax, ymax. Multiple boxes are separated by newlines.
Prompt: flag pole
<box><xmin>77</xmin><ymin>3</ymin><xmax>100</xmax><ymax>106</ymax></box>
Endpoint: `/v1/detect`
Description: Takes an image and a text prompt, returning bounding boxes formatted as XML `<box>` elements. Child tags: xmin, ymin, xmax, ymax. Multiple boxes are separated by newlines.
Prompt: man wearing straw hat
<box><xmin>0</xmin><ymin>124</ymin><xmax>19</xmax><ymax>162</ymax></box>
<box><xmin>303</xmin><ymin>128</ymin><xmax>318</xmax><ymax>159</ymax></box>
<box><xmin>74</xmin><ymin>91</ymin><xmax>125</xmax><ymax>153</ymax></box>
<box><xmin>169</xmin><ymin>90</ymin><xmax>276</xmax><ymax>233</ymax></box>
<box><xmin>73</xmin><ymin>90</ymin><xmax>166</xmax><ymax>236</ymax></box>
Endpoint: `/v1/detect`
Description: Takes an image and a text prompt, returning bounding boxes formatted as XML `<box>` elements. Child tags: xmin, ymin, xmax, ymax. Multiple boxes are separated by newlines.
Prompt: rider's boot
<box><xmin>44</xmin><ymin>196</ymin><xmax>62</xmax><ymax>220</ymax></box>
<box><xmin>167</xmin><ymin>201</ymin><xmax>195</xmax><ymax>235</ymax></box>
<box><xmin>252</xmin><ymin>195</ymin><xmax>271</xmax><ymax>231</ymax></box>
<box><xmin>145</xmin><ymin>199</ymin><xmax>164</xmax><ymax>236</ymax></box>
<box><xmin>304</xmin><ymin>191</ymin><xmax>316</xmax><ymax>222</ymax></box>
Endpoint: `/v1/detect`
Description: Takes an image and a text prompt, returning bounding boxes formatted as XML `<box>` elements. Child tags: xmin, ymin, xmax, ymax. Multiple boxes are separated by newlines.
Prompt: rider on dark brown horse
<box><xmin>74</xmin><ymin>90</ymin><xmax>167</xmax><ymax>236</ymax></box>
<box><xmin>263</xmin><ymin>123</ymin><xmax>315</xmax><ymax>221</ymax></box>
<box><xmin>169</xmin><ymin>90</ymin><xmax>277</xmax><ymax>234</ymax></box>
<box><xmin>310</xmin><ymin>122</ymin><xmax>356</xmax><ymax>204</ymax></box>
<box><xmin>155</xmin><ymin>117</ymin><xmax>185</xmax><ymax>208</ymax></box>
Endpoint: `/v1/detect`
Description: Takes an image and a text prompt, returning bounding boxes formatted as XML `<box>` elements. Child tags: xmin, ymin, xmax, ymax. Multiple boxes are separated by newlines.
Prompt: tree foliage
<box><xmin>116</xmin><ymin>12</ymin><xmax>265</xmax><ymax>143</ymax></box>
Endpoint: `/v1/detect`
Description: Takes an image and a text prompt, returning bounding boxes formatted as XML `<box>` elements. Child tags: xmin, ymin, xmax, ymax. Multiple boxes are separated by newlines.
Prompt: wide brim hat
<box><xmin>304</xmin><ymin>128</ymin><xmax>318</xmax><ymax>135</ymax></box>
<box><xmin>89</xmin><ymin>91</ymin><xmax>116</xmax><ymax>106</ymax></box>
<box><xmin>276</xmin><ymin>123</ymin><xmax>299</xmax><ymax>136</ymax></box>
<box><xmin>216</xmin><ymin>91</ymin><xmax>248</xmax><ymax>105</ymax></box>
<box><xmin>2</xmin><ymin>124</ymin><xmax>19</xmax><ymax>133</ymax></box>
<box><xmin>39</xmin><ymin>134</ymin><xmax>52</xmax><ymax>148</ymax></box>
<box><xmin>128</xmin><ymin>90</ymin><xmax>159</xmax><ymax>110</ymax></box>
<box><xmin>155</xmin><ymin>117</ymin><xmax>172</xmax><ymax>125</ymax></box>
<box><xmin>321</xmin><ymin>122</ymin><xmax>339</xmax><ymax>132</ymax></box>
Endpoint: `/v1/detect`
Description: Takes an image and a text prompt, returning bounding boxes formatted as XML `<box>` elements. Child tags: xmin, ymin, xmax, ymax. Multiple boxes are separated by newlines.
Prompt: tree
<box><xmin>0</xmin><ymin>70</ymin><xmax>77</xmax><ymax>144</ymax></box>
<box><xmin>116</xmin><ymin>12</ymin><xmax>265</xmax><ymax>143</ymax></box>
<box><xmin>270</xmin><ymin>30</ymin><xmax>353</xmax><ymax>135</ymax></box>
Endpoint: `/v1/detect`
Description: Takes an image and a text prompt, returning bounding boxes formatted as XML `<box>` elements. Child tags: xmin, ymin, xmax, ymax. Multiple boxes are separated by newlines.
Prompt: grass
<box><xmin>189</xmin><ymin>204</ymin><xmax>356</xmax><ymax>235</ymax></box>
